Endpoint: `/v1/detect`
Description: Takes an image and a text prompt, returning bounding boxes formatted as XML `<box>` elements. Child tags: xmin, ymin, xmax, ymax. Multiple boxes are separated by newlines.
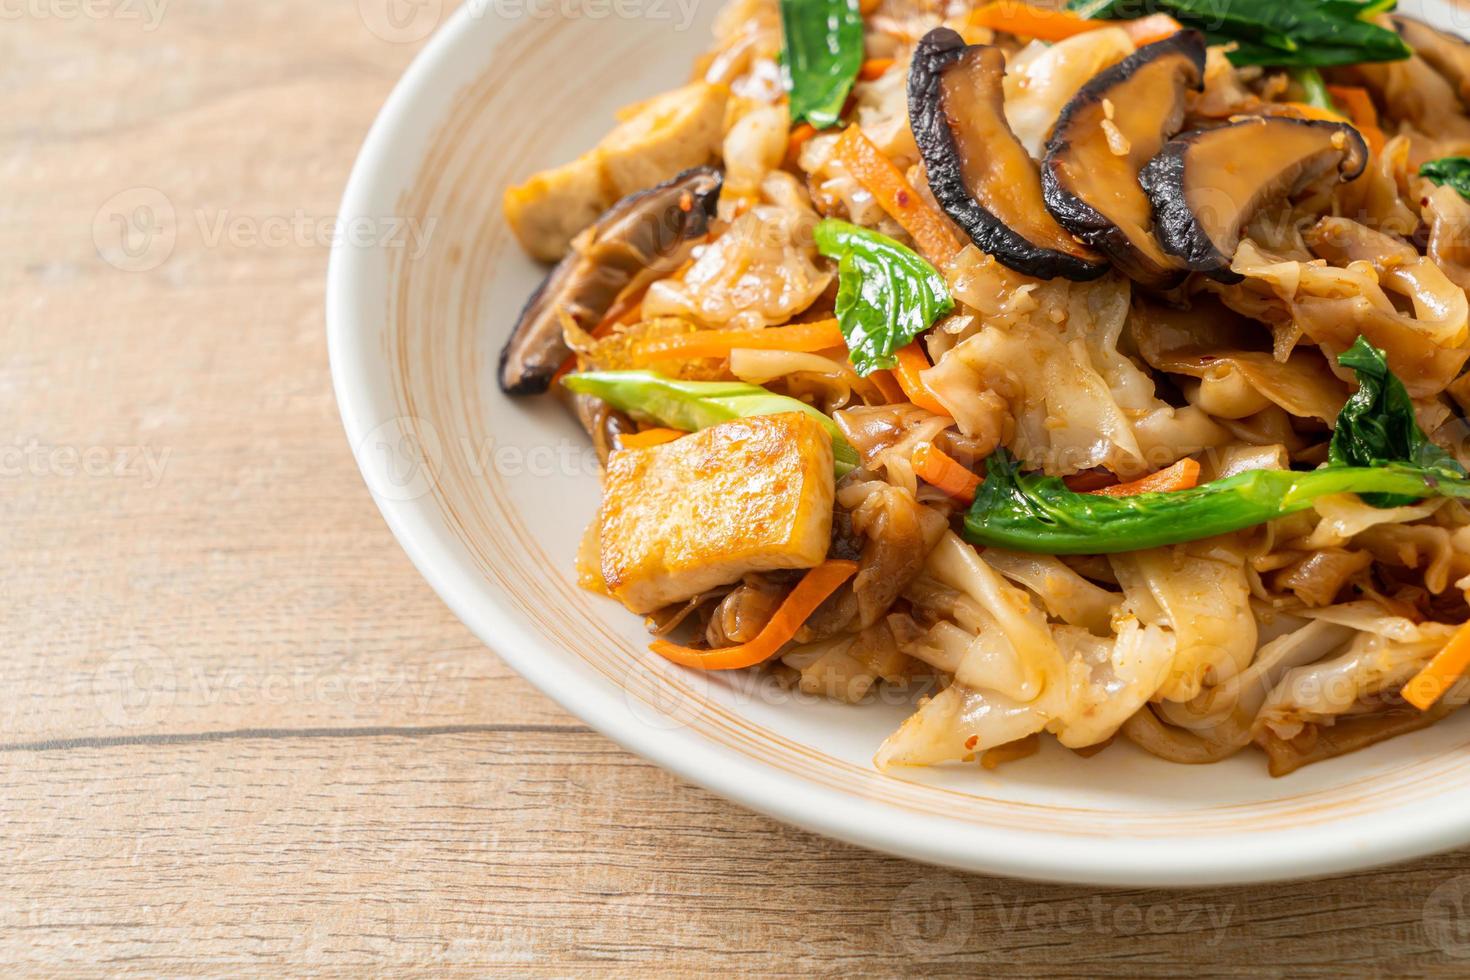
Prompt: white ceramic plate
<box><xmin>329</xmin><ymin>0</ymin><xmax>1470</xmax><ymax>885</ymax></box>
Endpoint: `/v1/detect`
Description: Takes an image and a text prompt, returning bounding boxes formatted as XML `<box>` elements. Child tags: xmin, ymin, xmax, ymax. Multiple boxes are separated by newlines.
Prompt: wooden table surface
<box><xmin>7</xmin><ymin>1</ymin><xmax>1470</xmax><ymax>973</ymax></box>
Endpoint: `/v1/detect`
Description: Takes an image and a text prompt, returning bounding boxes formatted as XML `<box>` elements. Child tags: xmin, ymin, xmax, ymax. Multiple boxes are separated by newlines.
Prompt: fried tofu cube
<box><xmin>599</xmin><ymin>82</ymin><xmax>726</xmax><ymax>200</ymax></box>
<box><xmin>598</xmin><ymin>413</ymin><xmax>835</xmax><ymax>614</ymax></box>
<box><xmin>503</xmin><ymin>82</ymin><xmax>726</xmax><ymax>262</ymax></box>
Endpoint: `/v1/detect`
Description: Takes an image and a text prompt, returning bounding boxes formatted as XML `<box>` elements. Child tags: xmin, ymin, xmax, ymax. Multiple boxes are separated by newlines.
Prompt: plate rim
<box><xmin>326</xmin><ymin>1</ymin><xmax>1470</xmax><ymax>886</ymax></box>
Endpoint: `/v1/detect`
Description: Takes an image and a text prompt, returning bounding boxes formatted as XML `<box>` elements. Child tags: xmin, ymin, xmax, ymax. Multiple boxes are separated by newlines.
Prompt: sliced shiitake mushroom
<box><xmin>1041</xmin><ymin>31</ymin><xmax>1206</xmax><ymax>288</ymax></box>
<box><xmin>498</xmin><ymin>166</ymin><xmax>722</xmax><ymax>395</ymax></box>
<box><xmin>1139</xmin><ymin>117</ymin><xmax>1368</xmax><ymax>283</ymax></box>
<box><xmin>1393</xmin><ymin>15</ymin><xmax>1470</xmax><ymax>105</ymax></box>
<box><xmin>908</xmin><ymin>27</ymin><xmax>1105</xmax><ymax>281</ymax></box>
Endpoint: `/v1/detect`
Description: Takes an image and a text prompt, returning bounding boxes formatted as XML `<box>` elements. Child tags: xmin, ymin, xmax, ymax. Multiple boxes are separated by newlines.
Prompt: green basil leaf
<box><xmin>1069</xmin><ymin>0</ymin><xmax>1410</xmax><ymax>67</ymax></box>
<box><xmin>780</xmin><ymin>0</ymin><xmax>863</xmax><ymax>130</ymax></box>
<box><xmin>813</xmin><ymin>218</ymin><xmax>953</xmax><ymax>376</ymax></box>
<box><xmin>562</xmin><ymin>369</ymin><xmax>859</xmax><ymax>474</ymax></box>
<box><xmin>1421</xmin><ymin>157</ymin><xmax>1470</xmax><ymax>201</ymax></box>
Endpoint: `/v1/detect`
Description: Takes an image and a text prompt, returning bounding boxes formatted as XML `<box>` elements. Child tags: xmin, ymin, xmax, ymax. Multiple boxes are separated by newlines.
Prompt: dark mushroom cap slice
<box><xmin>498</xmin><ymin>166</ymin><xmax>722</xmax><ymax>395</ymax></box>
<box><xmin>1140</xmin><ymin>117</ymin><xmax>1368</xmax><ymax>284</ymax></box>
<box><xmin>1393</xmin><ymin>15</ymin><xmax>1470</xmax><ymax>104</ymax></box>
<box><xmin>908</xmin><ymin>27</ymin><xmax>1106</xmax><ymax>282</ymax></box>
<box><xmin>1042</xmin><ymin>31</ymin><xmax>1206</xmax><ymax>288</ymax></box>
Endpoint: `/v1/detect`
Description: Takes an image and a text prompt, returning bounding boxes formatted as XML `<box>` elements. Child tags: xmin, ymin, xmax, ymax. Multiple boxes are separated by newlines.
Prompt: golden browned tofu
<box><xmin>598</xmin><ymin>413</ymin><xmax>835</xmax><ymax>615</ymax></box>
<box><xmin>504</xmin><ymin>82</ymin><xmax>726</xmax><ymax>262</ymax></box>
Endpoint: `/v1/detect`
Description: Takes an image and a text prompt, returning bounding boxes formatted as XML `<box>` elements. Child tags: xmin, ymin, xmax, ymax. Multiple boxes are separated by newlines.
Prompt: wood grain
<box><xmin>5</xmin><ymin>0</ymin><xmax>1470</xmax><ymax>972</ymax></box>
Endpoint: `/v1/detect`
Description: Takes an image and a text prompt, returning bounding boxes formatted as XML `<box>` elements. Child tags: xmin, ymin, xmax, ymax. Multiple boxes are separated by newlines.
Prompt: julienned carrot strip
<box><xmin>786</xmin><ymin>122</ymin><xmax>817</xmax><ymax>166</ymax></box>
<box><xmin>1062</xmin><ymin>470</ymin><xmax>1119</xmax><ymax>493</ymax></box>
<box><xmin>1121</xmin><ymin>12</ymin><xmax>1183</xmax><ymax>46</ymax></box>
<box><xmin>912</xmin><ymin>442</ymin><xmax>981</xmax><ymax>504</ymax></box>
<box><xmin>967</xmin><ymin>1</ymin><xmax>1101</xmax><ymax>40</ymax></box>
<box><xmin>859</xmin><ymin>58</ymin><xmax>895</xmax><ymax>81</ymax></box>
<box><xmin>637</xmin><ymin>320</ymin><xmax>845</xmax><ymax>361</ymax></box>
<box><xmin>1403</xmin><ymin>621</ymin><xmax>1470</xmax><ymax>710</ymax></box>
<box><xmin>1279</xmin><ymin>101</ymin><xmax>1347</xmax><ymax>124</ymax></box>
<box><xmin>892</xmin><ymin>342</ymin><xmax>953</xmax><ymax>417</ymax></box>
<box><xmin>870</xmin><ymin>369</ymin><xmax>906</xmax><ymax>404</ymax></box>
<box><xmin>1326</xmin><ymin>84</ymin><xmax>1387</xmax><ymax>155</ymax></box>
<box><xmin>834</xmin><ymin>125</ymin><xmax>962</xmax><ymax>267</ymax></box>
<box><xmin>553</xmin><ymin>292</ymin><xmax>647</xmax><ymax>384</ymax></box>
<box><xmin>619</xmin><ymin>428</ymin><xmax>686</xmax><ymax>449</ymax></box>
<box><xmin>858</xmin><ymin>0</ymin><xmax>880</xmax><ymax>14</ymax></box>
<box><xmin>1089</xmin><ymin>458</ymin><xmax>1201</xmax><ymax>498</ymax></box>
<box><xmin>649</xmin><ymin>560</ymin><xmax>860</xmax><ymax>670</ymax></box>
<box><xmin>966</xmin><ymin>4</ymin><xmax>1180</xmax><ymax>49</ymax></box>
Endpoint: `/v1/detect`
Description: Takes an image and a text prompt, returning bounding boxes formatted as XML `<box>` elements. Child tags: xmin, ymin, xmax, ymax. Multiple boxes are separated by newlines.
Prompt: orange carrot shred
<box><xmin>1088</xmin><ymin>458</ymin><xmax>1201</xmax><ymax>498</ymax></box>
<box><xmin>967</xmin><ymin>1</ymin><xmax>1102</xmax><ymax>41</ymax></box>
<box><xmin>870</xmin><ymin>368</ymin><xmax>907</xmax><ymax>405</ymax></box>
<box><xmin>912</xmin><ymin>442</ymin><xmax>981</xmax><ymax>504</ymax></box>
<box><xmin>858</xmin><ymin>0</ymin><xmax>880</xmax><ymax>13</ymax></box>
<box><xmin>834</xmin><ymin>125</ymin><xmax>962</xmax><ymax>268</ymax></box>
<box><xmin>649</xmin><ymin>560</ymin><xmax>860</xmax><ymax>670</ymax></box>
<box><xmin>859</xmin><ymin>58</ymin><xmax>895</xmax><ymax>81</ymax></box>
<box><xmin>1062</xmin><ymin>470</ymin><xmax>1120</xmax><ymax>493</ymax></box>
<box><xmin>1403</xmin><ymin>621</ymin><xmax>1470</xmax><ymax>710</ymax></box>
<box><xmin>967</xmin><ymin>4</ymin><xmax>1178</xmax><ymax>46</ymax></box>
<box><xmin>636</xmin><ymin>320</ymin><xmax>845</xmax><ymax>361</ymax></box>
<box><xmin>1278</xmin><ymin>101</ymin><xmax>1347</xmax><ymax>124</ymax></box>
<box><xmin>892</xmin><ymin>341</ymin><xmax>953</xmax><ymax>417</ymax></box>
<box><xmin>1326</xmin><ymin>84</ymin><xmax>1387</xmax><ymax>155</ymax></box>
<box><xmin>786</xmin><ymin>122</ymin><xmax>817</xmax><ymax>167</ymax></box>
<box><xmin>619</xmin><ymin>428</ymin><xmax>686</xmax><ymax>450</ymax></box>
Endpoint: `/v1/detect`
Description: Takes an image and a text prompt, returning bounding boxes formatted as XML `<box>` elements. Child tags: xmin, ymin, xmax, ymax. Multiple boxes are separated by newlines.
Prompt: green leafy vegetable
<box><xmin>813</xmin><ymin>219</ymin><xmax>954</xmax><ymax>376</ymax></box>
<box><xmin>962</xmin><ymin>451</ymin><xmax>1470</xmax><ymax>554</ymax></box>
<box><xmin>780</xmin><ymin>0</ymin><xmax>864</xmax><ymax>130</ymax></box>
<box><xmin>1292</xmin><ymin>67</ymin><xmax>1337</xmax><ymax>111</ymax></box>
<box><xmin>963</xmin><ymin>337</ymin><xmax>1470</xmax><ymax>554</ymax></box>
<box><xmin>1420</xmin><ymin>157</ymin><xmax>1470</xmax><ymax>201</ymax></box>
<box><xmin>562</xmin><ymin>370</ymin><xmax>859</xmax><ymax>474</ymax></box>
<box><xmin>1068</xmin><ymin>0</ymin><xmax>1410</xmax><ymax>67</ymax></box>
<box><xmin>1329</xmin><ymin>337</ymin><xmax>1466</xmax><ymax>504</ymax></box>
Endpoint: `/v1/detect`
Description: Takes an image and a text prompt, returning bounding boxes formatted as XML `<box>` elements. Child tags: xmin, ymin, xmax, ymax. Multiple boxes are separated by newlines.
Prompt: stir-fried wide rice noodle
<box><xmin>1110</xmin><ymin>541</ymin><xmax>1256</xmax><ymax>702</ymax></box>
<box><xmin>642</xmin><ymin>198</ymin><xmax>830</xmax><ymax>329</ymax></box>
<box><xmin>1003</xmin><ymin>29</ymin><xmax>1134</xmax><ymax>159</ymax></box>
<box><xmin>1255</xmin><ymin>616</ymin><xmax>1457</xmax><ymax>740</ymax></box>
<box><xmin>982</xmin><ymin>550</ymin><xmax>1118</xmax><ymax>635</ymax></box>
<box><xmin>524</xmin><ymin>0</ymin><xmax>1470</xmax><ymax>777</ymax></box>
<box><xmin>1226</xmin><ymin>239</ymin><xmax>1470</xmax><ymax>397</ymax></box>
